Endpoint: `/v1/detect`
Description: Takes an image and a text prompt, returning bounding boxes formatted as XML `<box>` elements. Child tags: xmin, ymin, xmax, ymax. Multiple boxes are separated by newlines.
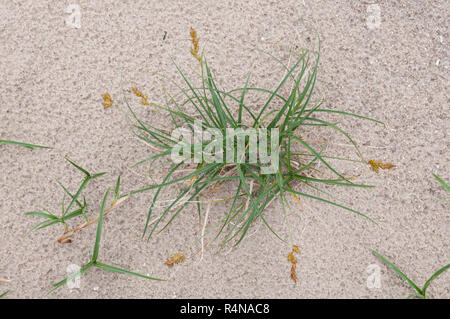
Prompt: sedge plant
<box><xmin>372</xmin><ymin>250</ymin><xmax>450</xmax><ymax>299</ymax></box>
<box><xmin>124</xmin><ymin>44</ymin><xmax>383</xmax><ymax>249</ymax></box>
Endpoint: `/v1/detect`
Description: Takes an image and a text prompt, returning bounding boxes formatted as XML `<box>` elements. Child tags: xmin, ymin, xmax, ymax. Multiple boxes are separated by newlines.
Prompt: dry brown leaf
<box><xmin>368</xmin><ymin>160</ymin><xmax>395</xmax><ymax>173</ymax></box>
<box><xmin>165</xmin><ymin>253</ymin><xmax>185</xmax><ymax>267</ymax></box>
<box><xmin>102</xmin><ymin>93</ymin><xmax>113</xmax><ymax>109</ymax></box>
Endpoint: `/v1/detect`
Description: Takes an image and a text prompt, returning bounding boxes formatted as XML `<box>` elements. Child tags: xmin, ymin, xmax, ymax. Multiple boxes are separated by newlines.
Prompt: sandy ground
<box><xmin>0</xmin><ymin>0</ymin><xmax>449</xmax><ymax>299</ymax></box>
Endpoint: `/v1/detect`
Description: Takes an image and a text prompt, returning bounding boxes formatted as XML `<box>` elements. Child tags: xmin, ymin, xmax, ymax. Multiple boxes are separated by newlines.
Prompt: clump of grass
<box><xmin>26</xmin><ymin>158</ymin><xmax>106</xmax><ymax>234</ymax></box>
<box><xmin>0</xmin><ymin>139</ymin><xmax>51</xmax><ymax>150</ymax></box>
<box><xmin>124</xmin><ymin>41</ymin><xmax>383</xmax><ymax>249</ymax></box>
<box><xmin>51</xmin><ymin>188</ymin><xmax>165</xmax><ymax>293</ymax></box>
<box><xmin>372</xmin><ymin>250</ymin><xmax>450</xmax><ymax>299</ymax></box>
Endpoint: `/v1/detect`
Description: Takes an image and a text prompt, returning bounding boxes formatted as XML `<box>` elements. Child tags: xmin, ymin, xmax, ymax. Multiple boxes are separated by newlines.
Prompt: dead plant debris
<box><xmin>190</xmin><ymin>27</ymin><xmax>201</xmax><ymax>62</ymax></box>
<box><xmin>165</xmin><ymin>253</ymin><xmax>185</xmax><ymax>267</ymax></box>
<box><xmin>102</xmin><ymin>93</ymin><xmax>113</xmax><ymax>109</ymax></box>
<box><xmin>288</xmin><ymin>245</ymin><xmax>300</xmax><ymax>283</ymax></box>
<box><xmin>132</xmin><ymin>87</ymin><xmax>150</xmax><ymax>105</ymax></box>
<box><xmin>368</xmin><ymin>160</ymin><xmax>395</xmax><ymax>173</ymax></box>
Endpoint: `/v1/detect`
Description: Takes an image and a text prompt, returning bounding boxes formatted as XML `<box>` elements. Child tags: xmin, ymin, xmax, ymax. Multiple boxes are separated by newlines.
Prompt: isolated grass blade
<box><xmin>372</xmin><ymin>250</ymin><xmax>422</xmax><ymax>295</ymax></box>
<box><xmin>65</xmin><ymin>158</ymin><xmax>91</xmax><ymax>176</ymax></box>
<box><xmin>286</xmin><ymin>188</ymin><xmax>373</xmax><ymax>222</ymax></box>
<box><xmin>422</xmin><ymin>263</ymin><xmax>450</xmax><ymax>296</ymax></box>
<box><xmin>0</xmin><ymin>139</ymin><xmax>52</xmax><ymax>150</ymax></box>
<box><xmin>114</xmin><ymin>175</ymin><xmax>121</xmax><ymax>200</ymax></box>
<box><xmin>92</xmin><ymin>189</ymin><xmax>110</xmax><ymax>263</ymax></box>
<box><xmin>0</xmin><ymin>290</ymin><xmax>9</xmax><ymax>298</ymax></box>
<box><xmin>51</xmin><ymin>262</ymin><xmax>93</xmax><ymax>292</ymax></box>
<box><xmin>94</xmin><ymin>262</ymin><xmax>165</xmax><ymax>281</ymax></box>
<box><xmin>433</xmin><ymin>174</ymin><xmax>450</xmax><ymax>193</ymax></box>
<box><xmin>124</xmin><ymin>43</ymin><xmax>382</xmax><ymax>246</ymax></box>
<box><xmin>25</xmin><ymin>211</ymin><xmax>59</xmax><ymax>220</ymax></box>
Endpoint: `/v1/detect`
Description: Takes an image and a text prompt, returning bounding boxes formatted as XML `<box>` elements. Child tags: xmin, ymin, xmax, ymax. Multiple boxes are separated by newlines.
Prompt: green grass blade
<box><xmin>422</xmin><ymin>263</ymin><xmax>450</xmax><ymax>296</ymax></box>
<box><xmin>433</xmin><ymin>174</ymin><xmax>450</xmax><ymax>193</ymax></box>
<box><xmin>51</xmin><ymin>262</ymin><xmax>93</xmax><ymax>292</ymax></box>
<box><xmin>372</xmin><ymin>250</ymin><xmax>423</xmax><ymax>295</ymax></box>
<box><xmin>92</xmin><ymin>188</ymin><xmax>110</xmax><ymax>263</ymax></box>
<box><xmin>94</xmin><ymin>262</ymin><xmax>165</xmax><ymax>281</ymax></box>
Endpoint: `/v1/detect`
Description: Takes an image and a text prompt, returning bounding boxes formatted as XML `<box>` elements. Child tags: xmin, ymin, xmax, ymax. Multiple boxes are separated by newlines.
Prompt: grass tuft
<box><xmin>126</xmin><ymin>43</ymin><xmax>382</xmax><ymax>249</ymax></box>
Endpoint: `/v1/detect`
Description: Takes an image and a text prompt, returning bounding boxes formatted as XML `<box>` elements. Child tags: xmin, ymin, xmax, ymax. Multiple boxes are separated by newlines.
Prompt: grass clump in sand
<box><xmin>125</xmin><ymin>38</ymin><xmax>383</xmax><ymax>249</ymax></box>
<box><xmin>372</xmin><ymin>250</ymin><xmax>449</xmax><ymax>299</ymax></box>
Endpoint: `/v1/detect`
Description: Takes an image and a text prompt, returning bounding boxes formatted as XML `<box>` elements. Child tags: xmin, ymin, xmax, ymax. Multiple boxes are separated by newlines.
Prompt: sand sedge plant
<box><xmin>372</xmin><ymin>250</ymin><xmax>450</xmax><ymax>299</ymax></box>
<box><xmin>51</xmin><ymin>188</ymin><xmax>164</xmax><ymax>293</ymax></box>
<box><xmin>26</xmin><ymin>158</ymin><xmax>106</xmax><ymax>234</ymax></box>
<box><xmin>124</xmin><ymin>42</ymin><xmax>383</xmax><ymax>249</ymax></box>
<box><xmin>0</xmin><ymin>139</ymin><xmax>51</xmax><ymax>150</ymax></box>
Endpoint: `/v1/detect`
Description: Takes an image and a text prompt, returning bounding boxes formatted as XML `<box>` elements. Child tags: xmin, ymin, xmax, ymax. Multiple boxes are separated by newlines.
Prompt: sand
<box><xmin>0</xmin><ymin>0</ymin><xmax>448</xmax><ymax>298</ymax></box>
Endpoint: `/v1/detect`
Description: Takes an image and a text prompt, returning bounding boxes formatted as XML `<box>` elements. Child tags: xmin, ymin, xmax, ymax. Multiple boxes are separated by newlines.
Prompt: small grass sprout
<box><xmin>26</xmin><ymin>158</ymin><xmax>106</xmax><ymax>235</ymax></box>
<box><xmin>0</xmin><ymin>291</ymin><xmax>8</xmax><ymax>298</ymax></box>
<box><xmin>51</xmin><ymin>188</ymin><xmax>165</xmax><ymax>293</ymax></box>
<box><xmin>372</xmin><ymin>250</ymin><xmax>450</xmax><ymax>299</ymax></box>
